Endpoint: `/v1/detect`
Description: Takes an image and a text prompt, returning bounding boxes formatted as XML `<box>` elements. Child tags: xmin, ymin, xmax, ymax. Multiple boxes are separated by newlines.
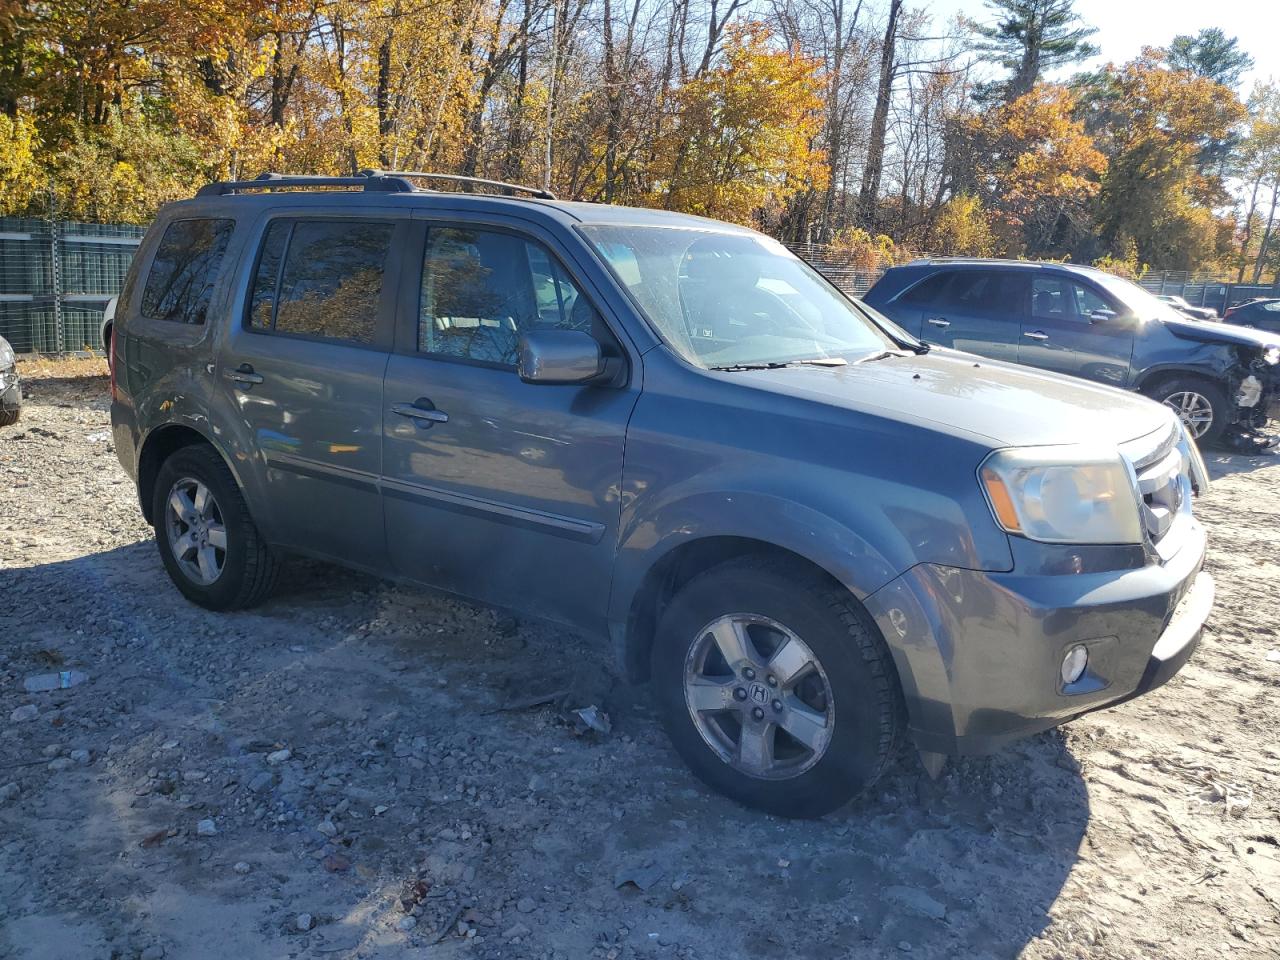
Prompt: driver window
<box><xmin>1032</xmin><ymin>277</ymin><xmax>1112</xmax><ymax>323</ymax></box>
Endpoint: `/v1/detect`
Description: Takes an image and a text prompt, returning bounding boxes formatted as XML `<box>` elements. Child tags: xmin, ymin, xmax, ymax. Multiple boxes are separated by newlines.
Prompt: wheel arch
<box><xmin>616</xmin><ymin>535</ymin><xmax>889</xmax><ymax>684</ymax></box>
<box><xmin>136</xmin><ymin>423</ymin><xmax>241</xmax><ymax>525</ymax></box>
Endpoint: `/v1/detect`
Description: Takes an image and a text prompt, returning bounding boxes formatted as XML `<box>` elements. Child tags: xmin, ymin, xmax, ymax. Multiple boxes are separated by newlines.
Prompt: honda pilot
<box><xmin>111</xmin><ymin>172</ymin><xmax>1215</xmax><ymax>817</ymax></box>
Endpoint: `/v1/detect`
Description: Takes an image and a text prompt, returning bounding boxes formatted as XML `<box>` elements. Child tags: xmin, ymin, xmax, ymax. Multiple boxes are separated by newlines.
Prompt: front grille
<box><xmin>1122</xmin><ymin>422</ymin><xmax>1190</xmax><ymax>549</ymax></box>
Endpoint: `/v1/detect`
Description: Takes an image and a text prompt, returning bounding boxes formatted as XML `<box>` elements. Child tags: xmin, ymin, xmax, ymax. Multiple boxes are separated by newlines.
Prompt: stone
<box><xmin>296</xmin><ymin>913</ymin><xmax>314</xmax><ymax>932</ymax></box>
<box><xmin>233</xmin><ymin>861</ymin><xmax>252</xmax><ymax>874</ymax></box>
<box><xmin>316</xmin><ymin>820</ymin><xmax>337</xmax><ymax>838</ymax></box>
<box><xmin>248</xmin><ymin>771</ymin><xmax>274</xmax><ymax>794</ymax></box>
<box><xmin>196</xmin><ymin>819</ymin><xmax>217</xmax><ymax>837</ymax></box>
<box><xmin>47</xmin><ymin>757</ymin><xmax>74</xmax><ymax>772</ymax></box>
<box><xmin>0</xmin><ymin>783</ymin><xmax>19</xmax><ymax>805</ymax></box>
<box><xmin>885</xmin><ymin>886</ymin><xmax>946</xmax><ymax>922</ymax></box>
<box><xmin>516</xmin><ymin>897</ymin><xmax>536</xmax><ymax>914</ymax></box>
<box><xmin>69</xmin><ymin>749</ymin><xmax>91</xmax><ymax>765</ymax></box>
<box><xmin>10</xmin><ymin>704</ymin><xmax>38</xmax><ymax>723</ymax></box>
<box><xmin>396</xmin><ymin>916</ymin><xmax>417</xmax><ymax>932</ymax></box>
<box><xmin>267</xmin><ymin>749</ymin><xmax>292</xmax><ymax>765</ymax></box>
<box><xmin>503</xmin><ymin>923</ymin><xmax>531</xmax><ymax>940</ymax></box>
<box><xmin>141</xmin><ymin>945</ymin><xmax>165</xmax><ymax>960</ymax></box>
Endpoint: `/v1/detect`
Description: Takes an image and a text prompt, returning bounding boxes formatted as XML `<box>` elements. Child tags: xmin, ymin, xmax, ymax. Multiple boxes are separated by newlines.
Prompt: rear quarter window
<box><xmin>140</xmin><ymin>218</ymin><xmax>236</xmax><ymax>325</ymax></box>
<box><xmin>899</xmin><ymin>272</ymin><xmax>951</xmax><ymax>306</ymax></box>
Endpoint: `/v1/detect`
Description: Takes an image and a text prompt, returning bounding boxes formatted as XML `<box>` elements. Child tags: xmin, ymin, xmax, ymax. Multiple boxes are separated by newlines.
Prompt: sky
<box><xmin>924</xmin><ymin>0</ymin><xmax>1280</xmax><ymax>93</ymax></box>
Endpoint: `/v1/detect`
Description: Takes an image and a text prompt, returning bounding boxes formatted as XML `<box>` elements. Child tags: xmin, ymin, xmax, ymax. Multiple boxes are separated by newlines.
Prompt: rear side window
<box><xmin>247</xmin><ymin>219</ymin><xmax>393</xmax><ymax>344</ymax></box>
<box><xmin>947</xmin><ymin>270</ymin><xmax>1027</xmax><ymax>317</ymax></box>
<box><xmin>418</xmin><ymin>226</ymin><xmax>599</xmax><ymax>365</ymax></box>
<box><xmin>141</xmin><ymin>218</ymin><xmax>235</xmax><ymax>325</ymax></box>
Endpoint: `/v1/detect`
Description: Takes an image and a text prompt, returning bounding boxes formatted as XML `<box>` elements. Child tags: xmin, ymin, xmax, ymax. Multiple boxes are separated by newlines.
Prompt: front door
<box><xmin>216</xmin><ymin>213</ymin><xmax>405</xmax><ymax>570</ymax></box>
<box><xmin>381</xmin><ymin>219</ymin><xmax>639</xmax><ymax>630</ymax></box>
<box><xmin>1019</xmin><ymin>275</ymin><xmax>1134</xmax><ymax>388</ymax></box>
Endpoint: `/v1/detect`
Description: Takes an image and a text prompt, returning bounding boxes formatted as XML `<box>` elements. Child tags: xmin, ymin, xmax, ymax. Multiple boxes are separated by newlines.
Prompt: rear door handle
<box><xmin>926</xmin><ymin>317</ymin><xmax>950</xmax><ymax>328</ymax></box>
<box><xmin>224</xmin><ymin>363</ymin><xmax>264</xmax><ymax>385</ymax></box>
<box><xmin>1023</xmin><ymin>331</ymin><xmax>1049</xmax><ymax>341</ymax></box>
<box><xmin>391</xmin><ymin>399</ymin><xmax>449</xmax><ymax>425</ymax></box>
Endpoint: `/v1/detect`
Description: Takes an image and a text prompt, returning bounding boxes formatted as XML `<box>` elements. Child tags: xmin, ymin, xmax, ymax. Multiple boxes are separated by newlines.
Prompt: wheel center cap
<box><xmin>747</xmin><ymin>682</ymin><xmax>770</xmax><ymax>705</ymax></box>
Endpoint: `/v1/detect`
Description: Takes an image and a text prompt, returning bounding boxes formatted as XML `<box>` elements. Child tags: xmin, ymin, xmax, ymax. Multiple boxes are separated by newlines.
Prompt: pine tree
<box><xmin>972</xmin><ymin>0</ymin><xmax>1098</xmax><ymax>104</ymax></box>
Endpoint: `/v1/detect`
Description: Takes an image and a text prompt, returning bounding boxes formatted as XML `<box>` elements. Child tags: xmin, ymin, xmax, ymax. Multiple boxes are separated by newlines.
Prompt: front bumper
<box><xmin>0</xmin><ymin>374</ymin><xmax>21</xmax><ymax>413</ymax></box>
<box><xmin>864</xmin><ymin>521</ymin><xmax>1211</xmax><ymax>755</ymax></box>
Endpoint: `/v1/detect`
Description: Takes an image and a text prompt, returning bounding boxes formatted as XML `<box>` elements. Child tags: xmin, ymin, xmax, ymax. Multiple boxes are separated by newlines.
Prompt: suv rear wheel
<box><xmin>1145</xmin><ymin>375</ymin><xmax>1229</xmax><ymax>446</ymax></box>
<box><xmin>651</xmin><ymin>556</ymin><xmax>902</xmax><ymax>818</ymax></box>
<box><xmin>152</xmin><ymin>445</ymin><xmax>279</xmax><ymax>610</ymax></box>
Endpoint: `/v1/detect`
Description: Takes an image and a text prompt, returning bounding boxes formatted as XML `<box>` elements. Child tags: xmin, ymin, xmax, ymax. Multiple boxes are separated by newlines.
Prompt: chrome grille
<box><xmin>1121</xmin><ymin>421</ymin><xmax>1192</xmax><ymax>552</ymax></box>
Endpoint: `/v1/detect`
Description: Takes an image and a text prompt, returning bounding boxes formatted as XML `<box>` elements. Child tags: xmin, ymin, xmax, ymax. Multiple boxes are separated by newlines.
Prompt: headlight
<box><xmin>1264</xmin><ymin>347</ymin><xmax>1279</xmax><ymax>365</ymax></box>
<box><xmin>0</xmin><ymin>340</ymin><xmax>14</xmax><ymax>367</ymax></box>
<box><xmin>980</xmin><ymin>446</ymin><xmax>1143</xmax><ymax>544</ymax></box>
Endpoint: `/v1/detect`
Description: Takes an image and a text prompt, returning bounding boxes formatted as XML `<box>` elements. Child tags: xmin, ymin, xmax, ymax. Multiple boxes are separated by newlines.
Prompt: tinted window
<box><xmin>1032</xmin><ymin>277</ymin><xmax>1113</xmax><ymax>322</ymax></box>
<box><xmin>247</xmin><ymin>220</ymin><xmax>393</xmax><ymax>344</ymax></box>
<box><xmin>141</xmin><ymin>219</ymin><xmax>235</xmax><ymax>325</ymax></box>
<box><xmin>940</xmin><ymin>270</ymin><xmax>1026</xmax><ymax>318</ymax></box>
<box><xmin>900</xmin><ymin>272</ymin><xmax>951</xmax><ymax>306</ymax></box>
<box><xmin>419</xmin><ymin>227</ymin><xmax>598</xmax><ymax>365</ymax></box>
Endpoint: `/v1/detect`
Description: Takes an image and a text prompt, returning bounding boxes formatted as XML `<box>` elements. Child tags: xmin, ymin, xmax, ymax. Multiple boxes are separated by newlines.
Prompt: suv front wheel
<box><xmin>152</xmin><ymin>445</ymin><xmax>279</xmax><ymax>610</ymax></box>
<box><xmin>1145</xmin><ymin>375</ymin><xmax>1229</xmax><ymax>446</ymax></box>
<box><xmin>652</xmin><ymin>556</ymin><xmax>902</xmax><ymax>818</ymax></box>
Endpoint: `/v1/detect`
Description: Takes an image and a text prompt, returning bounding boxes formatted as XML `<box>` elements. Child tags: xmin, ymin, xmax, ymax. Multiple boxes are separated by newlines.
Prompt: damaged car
<box><xmin>863</xmin><ymin>259</ymin><xmax>1280</xmax><ymax>447</ymax></box>
<box><xmin>0</xmin><ymin>334</ymin><xmax>21</xmax><ymax>427</ymax></box>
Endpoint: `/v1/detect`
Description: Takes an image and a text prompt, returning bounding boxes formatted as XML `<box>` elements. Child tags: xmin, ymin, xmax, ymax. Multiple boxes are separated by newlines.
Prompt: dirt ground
<box><xmin>1</xmin><ymin>360</ymin><xmax>1278</xmax><ymax>960</ymax></box>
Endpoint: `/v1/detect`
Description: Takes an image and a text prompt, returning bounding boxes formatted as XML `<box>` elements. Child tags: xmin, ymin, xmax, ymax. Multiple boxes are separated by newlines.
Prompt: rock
<box><xmin>316</xmin><ymin>820</ymin><xmax>337</xmax><ymax>837</ymax></box>
<box><xmin>248</xmin><ymin>771</ymin><xmax>274</xmax><ymax>794</ymax></box>
<box><xmin>503</xmin><ymin>923</ymin><xmax>531</xmax><ymax>940</ymax></box>
<box><xmin>10</xmin><ymin>704</ymin><xmax>38</xmax><ymax>723</ymax></box>
<box><xmin>516</xmin><ymin>897</ymin><xmax>536</xmax><ymax>914</ymax></box>
<box><xmin>140</xmin><ymin>945</ymin><xmax>165</xmax><ymax>960</ymax></box>
<box><xmin>267</xmin><ymin>749</ymin><xmax>292</xmax><ymax>765</ymax></box>
<box><xmin>321</xmin><ymin>853</ymin><xmax>350</xmax><ymax>873</ymax></box>
<box><xmin>196</xmin><ymin>819</ymin><xmax>217</xmax><ymax>837</ymax></box>
<box><xmin>47</xmin><ymin>757</ymin><xmax>74</xmax><ymax>772</ymax></box>
<box><xmin>296</xmin><ymin>913</ymin><xmax>315</xmax><ymax>932</ymax></box>
<box><xmin>0</xmin><ymin>783</ymin><xmax>19</xmax><ymax>805</ymax></box>
<box><xmin>233</xmin><ymin>861</ymin><xmax>252</xmax><ymax>874</ymax></box>
<box><xmin>614</xmin><ymin>863</ymin><xmax>666</xmax><ymax>892</ymax></box>
<box><xmin>396</xmin><ymin>916</ymin><xmax>417</xmax><ymax>932</ymax></box>
<box><xmin>885</xmin><ymin>886</ymin><xmax>947</xmax><ymax>921</ymax></box>
<box><xmin>69</xmin><ymin>749</ymin><xmax>91</xmax><ymax>765</ymax></box>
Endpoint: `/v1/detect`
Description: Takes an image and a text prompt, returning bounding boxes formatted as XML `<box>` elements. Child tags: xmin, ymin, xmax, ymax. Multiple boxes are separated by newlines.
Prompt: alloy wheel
<box><xmin>683</xmin><ymin>614</ymin><xmax>835</xmax><ymax>781</ymax></box>
<box><xmin>164</xmin><ymin>477</ymin><xmax>228</xmax><ymax>586</ymax></box>
<box><xmin>1162</xmin><ymin>390</ymin><xmax>1214</xmax><ymax>439</ymax></box>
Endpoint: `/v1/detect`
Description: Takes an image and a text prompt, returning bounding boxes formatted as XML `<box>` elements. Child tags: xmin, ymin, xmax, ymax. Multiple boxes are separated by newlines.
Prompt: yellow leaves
<box><xmin>0</xmin><ymin>111</ymin><xmax>42</xmax><ymax>216</ymax></box>
<box><xmin>932</xmin><ymin>195</ymin><xmax>996</xmax><ymax>257</ymax></box>
<box><xmin>656</xmin><ymin>23</ymin><xmax>827</xmax><ymax>224</ymax></box>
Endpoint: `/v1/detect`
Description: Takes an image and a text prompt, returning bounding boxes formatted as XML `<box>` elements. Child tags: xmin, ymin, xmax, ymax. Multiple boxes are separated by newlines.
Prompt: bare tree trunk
<box><xmin>1238</xmin><ymin>173</ymin><xmax>1264</xmax><ymax>282</ymax></box>
<box><xmin>1253</xmin><ymin>182</ymin><xmax>1279</xmax><ymax>285</ymax></box>
<box><xmin>855</xmin><ymin>0</ymin><xmax>902</xmax><ymax>230</ymax></box>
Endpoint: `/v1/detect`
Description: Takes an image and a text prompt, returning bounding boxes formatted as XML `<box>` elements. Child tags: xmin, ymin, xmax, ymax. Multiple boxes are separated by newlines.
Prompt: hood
<box><xmin>736</xmin><ymin>349</ymin><xmax>1172</xmax><ymax>448</ymax></box>
<box><xmin>1160</xmin><ymin>315</ymin><xmax>1280</xmax><ymax>350</ymax></box>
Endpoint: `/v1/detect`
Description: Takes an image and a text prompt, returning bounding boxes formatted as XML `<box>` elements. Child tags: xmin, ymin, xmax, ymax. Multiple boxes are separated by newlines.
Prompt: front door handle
<box><xmin>391</xmin><ymin>399</ymin><xmax>449</xmax><ymax>426</ymax></box>
<box><xmin>926</xmin><ymin>317</ymin><xmax>950</xmax><ymax>328</ymax></box>
<box><xmin>1023</xmin><ymin>330</ymin><xmax>1049</xmax><ymax>341</ymax></box>
<box><xmin>224</xmin><ymin>363</ymin><xmax>264</xmax><ymax>386</ymax></box>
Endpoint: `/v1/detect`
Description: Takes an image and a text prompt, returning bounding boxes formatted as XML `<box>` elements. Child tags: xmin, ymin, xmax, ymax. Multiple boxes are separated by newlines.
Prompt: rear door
<box><xmin>913</xmin><ymin>269</ymin><xmax>1024</xmax><ymax>362</ymax></box>
<box><xmin>214</xmin><ymin>211</ymin><xmax>406</xmax><ymax>571</ymax></box>
<box><xmin>380</xmin><ymin>214</ymin><xmax>639</xmax><ymax>630</ymax></box>
<box><xmin>1019</xmin><ymin>274</ymin><xmax>1135</xmax><ymax>387</ymax></box>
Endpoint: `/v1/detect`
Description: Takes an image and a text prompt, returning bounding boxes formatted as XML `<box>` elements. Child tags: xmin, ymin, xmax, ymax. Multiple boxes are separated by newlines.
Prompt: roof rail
<box><xmin>196</xmin><ymin>171</ymin><xmax>417</xmax><ymax>197</ymax></box>
<box><xmin>359</xmin><ymin>169</ymin><xmax>556</xmax><ymax>200</ymax></box>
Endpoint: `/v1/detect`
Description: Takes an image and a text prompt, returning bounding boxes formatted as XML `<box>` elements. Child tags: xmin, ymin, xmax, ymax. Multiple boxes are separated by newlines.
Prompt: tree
<box><xmin>1093</xmin><ymin>51</ymin><xmax>1245</xmax><ymax>272</ymax></box>
<box><xmin>657</xmin><ymin>23</ymin><xmax>826</xmax><ymax>223</ymax></box>
<box><xmin>1237</xmin><ymin>84</ymin><xmax>1280</xmax><ymax>282</ymax></box>
<box><xmin>971</xmin><ymin>0</ymin><xmax>1097</xmax><ymax>103</ymax></box>
<box><xmin>1166</xmin><ymin>28</ymin><xmax>1254</xmax><ymax>90</ymax></box>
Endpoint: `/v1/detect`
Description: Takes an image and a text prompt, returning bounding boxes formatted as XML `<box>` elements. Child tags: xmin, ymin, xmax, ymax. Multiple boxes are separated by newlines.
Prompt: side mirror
<box><xmin>517</xmin><ymin>330</ymin><xmax>605</xmax><ymax>384</ymax></box>
<box><xmin>1089</xmin><ymin>308</ymin><xmax>1118</xmax><ymax>324</ymax></box>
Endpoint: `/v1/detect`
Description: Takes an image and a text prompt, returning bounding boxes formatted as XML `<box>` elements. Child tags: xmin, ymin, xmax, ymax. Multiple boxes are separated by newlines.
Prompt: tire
<box><xmin>0</xmin><ymin>407</ymin><xmax>19</xmax><ymax>427</ymax></box>
<box><xmin>651</xmin><ymin>556</ymin><xmax>903</xmax><ymax>818</ymax></box>
<box><xmin>151</xmin><ymin>444</ymin><xmax>279</xmax><ymax>610</ymax></box>
<box><xmin>1144</xmin><ymin>375</ymin><xmax>1230</xmax><ymax>447</ymax></box>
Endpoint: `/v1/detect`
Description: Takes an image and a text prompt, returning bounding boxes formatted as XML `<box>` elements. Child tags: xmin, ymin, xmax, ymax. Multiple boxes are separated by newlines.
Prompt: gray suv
<box><xmin>111</xmin><ymin>172</ymin><xmax>1215</xmax><ymax>817</ymax></box>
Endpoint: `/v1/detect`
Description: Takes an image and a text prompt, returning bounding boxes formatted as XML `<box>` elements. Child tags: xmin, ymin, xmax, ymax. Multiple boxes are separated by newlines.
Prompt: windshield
<box><xmin>1089</xmin><ymin>272</ymin><xmax>1191</xmax><ymax>324</ymax></box>
<box><xmin>580</xmin><ymin>225</ymin><xmax>894</xmax><ymax>368</ymax></box>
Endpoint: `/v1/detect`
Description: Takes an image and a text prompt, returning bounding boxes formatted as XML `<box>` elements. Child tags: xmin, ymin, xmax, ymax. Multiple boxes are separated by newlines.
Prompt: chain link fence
<box><xmin>0</xmin><ymin>217</ymin><xmax>144</xmax><ymax>354</ymax></box>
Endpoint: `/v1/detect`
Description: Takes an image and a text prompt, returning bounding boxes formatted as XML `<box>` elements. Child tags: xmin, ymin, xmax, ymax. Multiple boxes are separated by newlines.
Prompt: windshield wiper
<box><xmin>709</xmin><ymin>357</ymin><xmax>849</xmax><ymax>372</ymax></box>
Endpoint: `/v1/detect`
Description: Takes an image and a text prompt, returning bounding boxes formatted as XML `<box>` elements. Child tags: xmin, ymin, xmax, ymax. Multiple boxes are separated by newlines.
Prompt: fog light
<box><xmin>1061</xmin><ymin>646</ymin><xmax>1089</xmax><ymax>685</ymax></box>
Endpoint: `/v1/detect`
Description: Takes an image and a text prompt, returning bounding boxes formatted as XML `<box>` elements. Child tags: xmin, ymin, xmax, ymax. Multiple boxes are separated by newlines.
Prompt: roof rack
<box><xmin>359</xmin><ymin>169</ymin><xmax>556</xmax><ymax>200</ymax></box>
<box><xmin>196</xmin><ymin>171</ymin><xmax>419</xmax><ymax>197</ymax></box>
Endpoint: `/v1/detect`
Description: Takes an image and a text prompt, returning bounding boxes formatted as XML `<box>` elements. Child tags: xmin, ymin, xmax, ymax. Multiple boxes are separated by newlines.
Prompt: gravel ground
<box><xmin>1</xmin><ymin>361</ymin><xmax>1278</xmax><ymax>960</ymax></box>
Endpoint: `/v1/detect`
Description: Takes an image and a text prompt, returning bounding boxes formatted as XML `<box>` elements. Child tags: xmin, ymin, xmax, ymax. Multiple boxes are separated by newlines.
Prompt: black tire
<box><xmin>1144</xmin><ymin>375</ymin><xmax>1230</xmax><ymax>447</ymax></box>
<box><xmin>651</xmin><ymin>556</ymin><xmax>903</xmax><ymax>818</ymax></box>
<box><xmin>0</xmin><ymin>407</ymin><xmax>19</xmax><ymax>427</ymax></box>
<box><xmin>151</xmin><ymin>444</ymin><xmax>279</xmax><ymax>610</ymax></box>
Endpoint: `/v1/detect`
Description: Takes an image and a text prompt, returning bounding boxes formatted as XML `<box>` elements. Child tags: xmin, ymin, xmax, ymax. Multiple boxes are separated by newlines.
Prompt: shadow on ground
<box><xmin>1</xmin><ymin>544</ymin><xmax>1089</xmax><ymax>959</ymax></box>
